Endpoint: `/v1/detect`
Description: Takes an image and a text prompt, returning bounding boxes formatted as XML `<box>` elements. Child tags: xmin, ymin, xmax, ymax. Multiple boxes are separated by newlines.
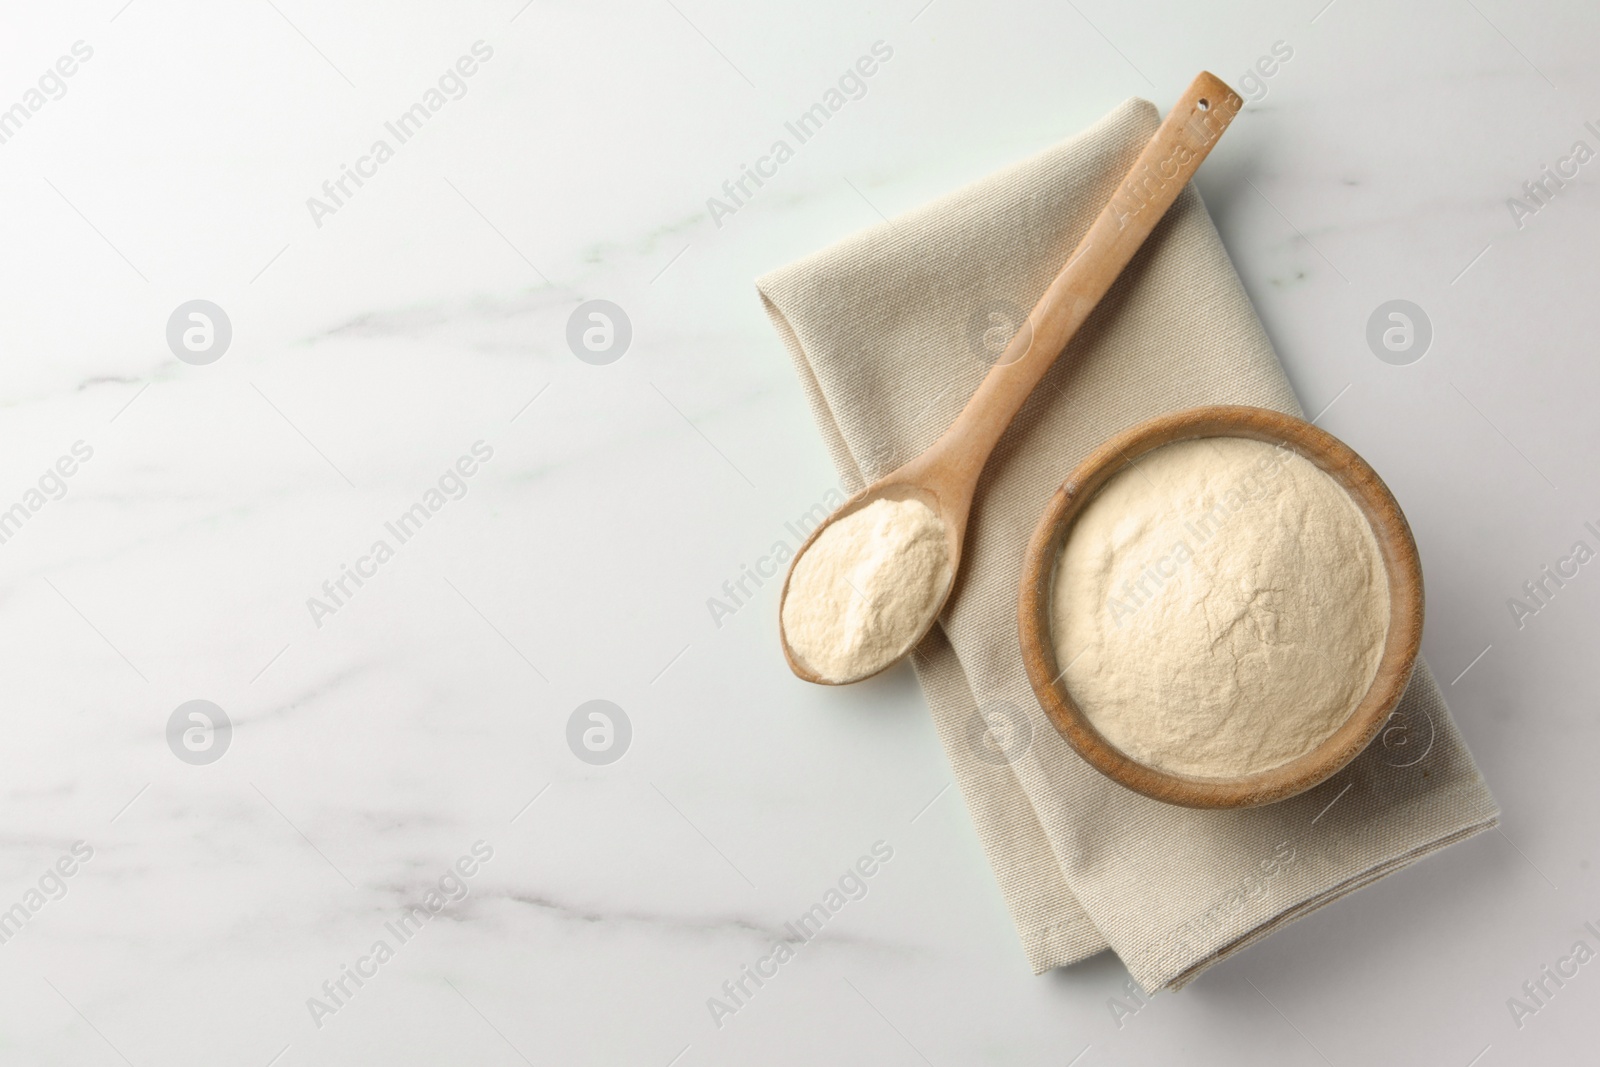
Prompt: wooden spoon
<box><xmin>780</xmin><ymin>71</ymin><xmax>1244</xmax><ymax>684</ymax></box>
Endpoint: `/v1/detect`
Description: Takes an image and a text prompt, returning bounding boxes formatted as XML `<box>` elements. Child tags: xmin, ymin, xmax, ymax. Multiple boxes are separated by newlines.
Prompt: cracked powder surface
<box><xmin>1051</xmin><ymin>436</ymin><xmax>1390</xmax><ymax>779</ymax></box>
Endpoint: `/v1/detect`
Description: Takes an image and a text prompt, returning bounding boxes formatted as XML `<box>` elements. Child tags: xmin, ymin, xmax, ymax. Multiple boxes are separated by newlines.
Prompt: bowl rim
<box><xmin>1016</xmin><ymin>404</ymin><xmax>1424</xmax><ymax>809</ymax></box>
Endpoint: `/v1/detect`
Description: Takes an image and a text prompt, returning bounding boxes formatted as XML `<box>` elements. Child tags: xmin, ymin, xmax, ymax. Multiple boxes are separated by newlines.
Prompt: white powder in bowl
<box><xmin>783</xmin><ymin>497</ymin><xmax>952</xmax><ymax>682</ymax></box>
<box><xmin>1051</xmin><ymin>437</ymin><xmax>1390</xmax><ymax>779</ymax></box>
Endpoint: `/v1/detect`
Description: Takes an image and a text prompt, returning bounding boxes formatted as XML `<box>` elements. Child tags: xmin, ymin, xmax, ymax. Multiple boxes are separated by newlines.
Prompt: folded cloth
<box><xmin>756</xmin><ymin>96</ymin><xmax>1499</xmax><ymax>992</ymax></box>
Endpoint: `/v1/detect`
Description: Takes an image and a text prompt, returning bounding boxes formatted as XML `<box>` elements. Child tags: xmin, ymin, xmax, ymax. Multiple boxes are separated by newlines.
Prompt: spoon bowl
<box><xmin>777</xmin><ymin>478</ymin><xmax>963</xmax><ymax>685</ymax></box>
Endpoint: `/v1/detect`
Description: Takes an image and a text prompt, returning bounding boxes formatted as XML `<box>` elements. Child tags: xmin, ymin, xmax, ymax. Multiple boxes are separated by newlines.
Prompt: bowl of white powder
<box><xmin>1018</xmin><ymin>405</ymin><xmax>1424</xmax><ymax>809</ymax></box>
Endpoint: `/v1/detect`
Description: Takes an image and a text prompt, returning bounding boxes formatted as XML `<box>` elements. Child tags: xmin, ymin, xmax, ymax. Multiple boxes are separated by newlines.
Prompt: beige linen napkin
<box><xmin>757</xmin><ymin>97</ymin><xmax>1499</xmax><ymax>992</ymax></box>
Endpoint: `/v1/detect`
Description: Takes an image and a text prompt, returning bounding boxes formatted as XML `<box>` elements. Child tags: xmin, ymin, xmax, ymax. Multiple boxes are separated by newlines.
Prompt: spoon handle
<box><xmin>922</xmin><ymin>72</ymin><xmax>1242</xmax><ymax>501</ymax></box>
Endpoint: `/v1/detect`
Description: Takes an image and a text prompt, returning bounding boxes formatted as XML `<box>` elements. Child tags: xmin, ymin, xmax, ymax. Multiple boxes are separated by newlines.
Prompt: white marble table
<box><xmin>1</xmin><ymin>0</ymin><xmax>1596</xmax><ymax>1063</ymax></box>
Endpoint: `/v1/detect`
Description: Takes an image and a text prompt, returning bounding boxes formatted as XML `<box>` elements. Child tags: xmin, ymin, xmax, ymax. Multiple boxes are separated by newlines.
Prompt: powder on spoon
<box><xmin>1051</xmin><ymin>436</ymin><xmax>1389</xmax><ymax>779</ymax></box>
<box><xmin>783</xmin><ymin>497</ymin><xmax>952</xmax><ymax>682</ymax></box>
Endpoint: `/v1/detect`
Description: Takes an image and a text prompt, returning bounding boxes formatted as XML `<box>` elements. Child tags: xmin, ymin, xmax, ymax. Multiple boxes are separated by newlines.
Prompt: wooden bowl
<box><xmin>1017</xmin><ymin>405</ymin><xmax>1424</xmax><ymax>809</ymax></box>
